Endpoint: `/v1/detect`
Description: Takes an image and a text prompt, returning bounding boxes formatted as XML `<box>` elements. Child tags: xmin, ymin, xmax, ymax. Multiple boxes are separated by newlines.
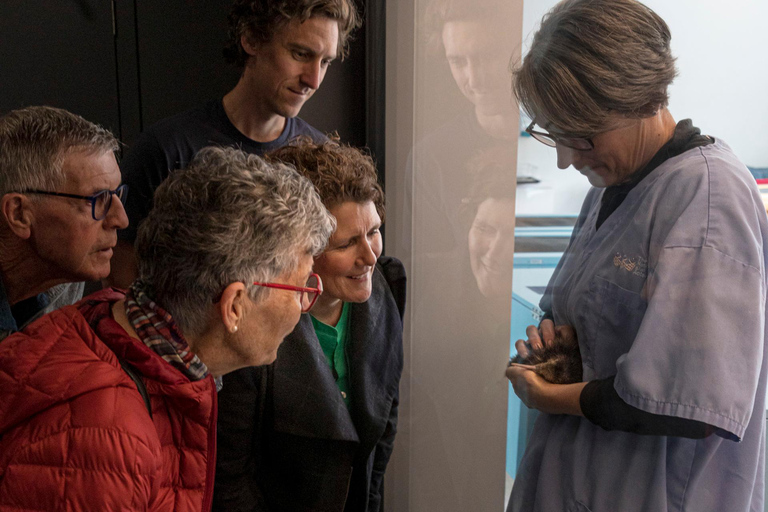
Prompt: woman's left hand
<box><xmin>506</xmin><ymin>364</ymin><xmax>587</xmax><ymax>416</ymax></box>
<box><xmin>506</xmin><ymin>364</ymin><xmax>548</xmax><ymax>409</ymax></box>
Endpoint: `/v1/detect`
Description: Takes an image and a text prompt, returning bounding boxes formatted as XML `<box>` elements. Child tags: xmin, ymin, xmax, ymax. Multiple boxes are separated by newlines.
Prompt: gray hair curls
<box><xmin>514</xmin><ymin>0</ymin><xmax>677</xmax><ymax>136</ymax></box>
<box><xmin>0</xmin><ymin>106</ymin><xmax>118</xmax><ymax>197</ymax></box>
<box><xmin>135</xmin><ymin>146</ymin><xmax>335</xmax><ymax>337</ymax></box>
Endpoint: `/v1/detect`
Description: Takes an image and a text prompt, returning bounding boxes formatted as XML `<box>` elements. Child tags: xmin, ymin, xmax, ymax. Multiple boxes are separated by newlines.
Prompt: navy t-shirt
<box><xmin>119</xmin><ymin>99</ymin><xmax>326</xmax><ymax>242</ymax></box>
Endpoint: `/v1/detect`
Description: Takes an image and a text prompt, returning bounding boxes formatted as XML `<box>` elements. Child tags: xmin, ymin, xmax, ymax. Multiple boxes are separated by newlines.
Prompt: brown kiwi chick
<box><xmin>509</xmin><ymin>331</ymin><xmax>582</xmax><ymax>384</ymax></box>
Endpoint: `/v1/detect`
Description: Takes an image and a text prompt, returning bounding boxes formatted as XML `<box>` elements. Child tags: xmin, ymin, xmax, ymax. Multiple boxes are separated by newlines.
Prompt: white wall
<box><xmin>524</xmin><ymin>0</ymin><xmax>768</xmax><ymax>167</ymax></box>
<box><xmin>651</xmin><ymin>0</ymin><xmax>768</xmax><ymax>167</ymax></box>
<box><xmin>518</xmin><ymin>0</ymin><xmax>768</xmax><ymax>204</ymax></box>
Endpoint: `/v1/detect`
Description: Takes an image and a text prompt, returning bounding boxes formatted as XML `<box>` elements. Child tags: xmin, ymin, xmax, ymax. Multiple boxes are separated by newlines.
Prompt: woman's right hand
<box><xmin>514</xmin><ymin>319</ymin><xmax>556</xmax><ymax>358</ymax></box>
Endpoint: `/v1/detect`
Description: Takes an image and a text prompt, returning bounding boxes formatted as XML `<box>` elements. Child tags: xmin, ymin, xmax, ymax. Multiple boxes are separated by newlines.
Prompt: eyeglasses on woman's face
<box><xmin>19</xmin><ymin>184</ymin><xmax>129</xmax><ymax>221</ymax></box>
<box><xmin>253</xmin><ymin>272</ymin><xmax>323</xmax><ymax>313</ymax></box>
<box><xmin>525</xmin><ymin>121</ymin><xmax>595</xmax><ymax>151</ymax></box>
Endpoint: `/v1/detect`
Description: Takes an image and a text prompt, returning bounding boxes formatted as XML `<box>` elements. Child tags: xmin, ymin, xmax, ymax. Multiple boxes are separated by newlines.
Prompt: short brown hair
<box><xmin>514</xmin><ymin>0</ymin><xmax>677</xmax><ymax>136</ymax></box>
<box><xmin>224</xmin><ymin>0</ymin><xmax>361</xmax><ymax>69</ymax></box>
<box><xmin>266</xmin><ymin>137</ymin><xmax>385</xmax><ymax>222</ymax></box>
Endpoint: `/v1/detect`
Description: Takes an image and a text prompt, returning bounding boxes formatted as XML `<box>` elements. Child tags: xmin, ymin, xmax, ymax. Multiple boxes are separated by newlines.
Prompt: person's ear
<box><xmin>241</xmin><ymin>32</ymin><xmax>260</xmax><ymax>57</ymax></box>
<box><xmin>218</xmin><ymin>282</ymin><xmax>248</xmax><ymax>334</ymax></box>
<box><xmin>1</xmin><ymin>193</ymin><xmax>34</xmax><ymax>239</ymax></box>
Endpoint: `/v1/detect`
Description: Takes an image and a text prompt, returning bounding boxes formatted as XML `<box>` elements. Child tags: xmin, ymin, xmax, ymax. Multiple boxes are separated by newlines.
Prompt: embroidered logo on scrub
<box><xmin>613</xmin><ymin>253</ymin><xmax>648</xmax><ymax>278</ymax></box>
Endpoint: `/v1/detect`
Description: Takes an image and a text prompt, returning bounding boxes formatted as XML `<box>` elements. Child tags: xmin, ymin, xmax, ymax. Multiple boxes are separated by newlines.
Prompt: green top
<box><xmin>311</xmin><ymin>302</ymin><xmax>351</xmax><ymax>406</ymax></box>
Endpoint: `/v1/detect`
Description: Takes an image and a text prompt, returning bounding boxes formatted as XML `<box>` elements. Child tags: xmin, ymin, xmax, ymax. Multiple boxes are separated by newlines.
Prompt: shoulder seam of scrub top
<box><xmin>700</xmin><ymin>146</ymin><xmax>764</xmax><ymax>273</ymax></box>
<box><xmin>647</xmin><ymin>146</ymin><xmax>762</xmax><ymax>274</ymax></box>
<box><xmin>657</xmin><ymin>245</ymin><xmax>762</xmax><ymax>274</ymax></box>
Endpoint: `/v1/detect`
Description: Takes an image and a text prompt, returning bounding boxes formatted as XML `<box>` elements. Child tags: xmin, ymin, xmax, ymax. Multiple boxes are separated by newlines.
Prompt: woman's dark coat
<box><xmin>213</xmin><ymin>257</ymin><xmax>406</xmax><ymax>512</ymax></box>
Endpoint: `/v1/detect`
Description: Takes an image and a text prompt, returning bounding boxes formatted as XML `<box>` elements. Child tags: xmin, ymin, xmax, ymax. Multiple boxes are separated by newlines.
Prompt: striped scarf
<box><xmin>124</xmin><ymin>280</ymin><xmax>209</xmax><ymax>381</ymax></box>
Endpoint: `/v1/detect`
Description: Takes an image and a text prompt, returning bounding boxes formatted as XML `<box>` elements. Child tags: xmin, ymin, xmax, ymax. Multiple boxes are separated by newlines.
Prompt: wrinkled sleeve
<box><xmin>614</xmin><ymin>243</ymin><xmax>765</xmax><ymax>441</ymax></box>
<box><xmin>581</xmin><ymin>375</ymin><xmax>715</xmax><ymax>438</ymax></box>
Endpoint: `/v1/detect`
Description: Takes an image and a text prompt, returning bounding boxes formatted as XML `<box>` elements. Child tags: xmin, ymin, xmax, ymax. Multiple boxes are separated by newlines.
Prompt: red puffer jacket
<box><xmin>0</xmin><ymin>289</ymin><xmax>217</xmax><ymax>511</ymax></box>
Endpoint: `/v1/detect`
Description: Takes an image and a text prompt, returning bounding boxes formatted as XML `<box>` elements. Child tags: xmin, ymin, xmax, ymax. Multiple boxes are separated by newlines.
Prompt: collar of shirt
<box><xmin>0</xmin><ymin>281</ymin><xmax>85</xmax><ymax>341</ymax></box>
<box><xmin>0</xmin><ymin>278</ymin><xmax>52</xmax><ymax>336</ymax></box>
<box><xmin>597</xmin><ymin>119</ymin><xmax>713</xmax><ymax>230</ymax></box>
<box><xmin>311</xmin><ymin>302</ymin><xmax>352</xmax><ymax>404</ymax></box>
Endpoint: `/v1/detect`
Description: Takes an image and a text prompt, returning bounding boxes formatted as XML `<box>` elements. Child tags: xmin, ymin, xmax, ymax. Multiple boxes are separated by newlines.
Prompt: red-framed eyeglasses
<box><xmin>253</xmin><ymin>272</ymin><xmax>323</xmax><ymax>313</ymax></box>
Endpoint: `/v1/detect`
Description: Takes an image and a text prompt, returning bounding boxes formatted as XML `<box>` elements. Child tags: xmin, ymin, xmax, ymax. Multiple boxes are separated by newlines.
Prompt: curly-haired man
<box><xmin>111</xmin><ymin>0</ymin><xmax>360</xmax><ymax>288</ymax></box>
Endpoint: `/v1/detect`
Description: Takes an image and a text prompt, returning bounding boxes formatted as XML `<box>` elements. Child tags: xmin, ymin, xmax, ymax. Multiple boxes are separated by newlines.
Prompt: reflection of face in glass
<box><xmin>468</xmin><ymin>197</ymin><xmax>515</xmax><ymax>298</ymax></box>
<box><xmin>442</xmin><ymin>20</ymin><xmax>514</xmax><ymax>117</ymax></box>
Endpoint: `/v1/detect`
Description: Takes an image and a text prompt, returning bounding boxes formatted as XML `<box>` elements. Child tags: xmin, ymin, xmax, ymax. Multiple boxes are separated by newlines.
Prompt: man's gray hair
<box><xmin>136</xmin><ymin>146</ymin><xmax>335</xmax><ymax>337</ymax></box>
<box><xmin>514</xmin><ymin>0</ymin><xmax>677</xmax><ymax>136</ymax></box>
<box><xmin>0</xmin><ymin>106</ymin><xmax>118</xmax><ymax>197</ymax></box>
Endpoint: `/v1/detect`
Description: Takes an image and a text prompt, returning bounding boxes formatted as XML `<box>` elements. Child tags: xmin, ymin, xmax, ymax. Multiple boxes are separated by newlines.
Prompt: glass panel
<box><xmin>387</xmin><ymin>1</ymin><xmax>523</xmax><ymax>510</ymax></box>
<box><xmin>386</xmin><ymin>0</ymin><xmax>768</xmax><ymax>510</ymax></box>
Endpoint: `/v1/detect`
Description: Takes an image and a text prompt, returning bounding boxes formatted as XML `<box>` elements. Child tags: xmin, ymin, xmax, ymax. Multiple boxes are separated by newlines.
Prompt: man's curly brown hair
<box><xmin>266</xmin><ymin>136</ymin><xmax>385</xmax><ymax>222</ymax></box>
<box><xmin>224</xmin><ymin>0</ymin><xmax>361</xmax><ymax>69</ymax></box>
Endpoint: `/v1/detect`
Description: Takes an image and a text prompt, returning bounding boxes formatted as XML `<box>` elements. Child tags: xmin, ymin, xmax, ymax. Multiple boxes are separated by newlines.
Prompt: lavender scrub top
<box><xmin>509</xmin><ymin>139</ymin><xmax>767</xmax><ymax>512</ymax></box>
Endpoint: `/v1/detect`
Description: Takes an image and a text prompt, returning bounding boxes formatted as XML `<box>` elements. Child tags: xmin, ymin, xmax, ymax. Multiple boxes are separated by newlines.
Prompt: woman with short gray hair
<box><xmin>0</xmin><ymin>146</ymin><xmax>334</xmax><ymax>511</ymax></box>
<box><xmin>136</xmin><ymin>146</ymin><xmax>334</xmax><ymax>340</ymax></box>
<box><xmin>506</xmin><ymin>0</ymin><xmax>768</xmax><ymax>511</ymax></box>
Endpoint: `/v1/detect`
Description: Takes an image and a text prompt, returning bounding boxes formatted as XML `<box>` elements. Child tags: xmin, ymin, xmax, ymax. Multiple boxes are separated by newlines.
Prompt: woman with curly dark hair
<box><xmin>214</xmin><ymin>138</ymin><xmax>406</xmax><ymax>512</ymax></box>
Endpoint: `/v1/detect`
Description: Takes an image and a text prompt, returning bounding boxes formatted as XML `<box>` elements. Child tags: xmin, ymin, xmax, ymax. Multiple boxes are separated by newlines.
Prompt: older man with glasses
<box><xmin>0</xmin><ymin>105</ymin><xmax>128</xmax><ymax>341</ymax></box>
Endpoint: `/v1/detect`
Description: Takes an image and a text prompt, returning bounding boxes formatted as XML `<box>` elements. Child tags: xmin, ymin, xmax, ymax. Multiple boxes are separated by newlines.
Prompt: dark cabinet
<box><xmin>0</xmin><ymin>1</ymin><xmax>121</xmax><ymax>138</ymax></box>
<box><xmin>132</xmin><ymin>1</ymin><xmax>239</xmax><ymax>131</ymax></box>
<box><xmin>0</xmin><ymin>0</ymin><xmax>379</xmax><ymax>156</ymax></box>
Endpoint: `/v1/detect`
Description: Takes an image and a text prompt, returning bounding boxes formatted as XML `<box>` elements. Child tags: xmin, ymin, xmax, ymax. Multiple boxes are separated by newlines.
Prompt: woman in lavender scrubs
<box><xmin>506</xmin><ymin>1</ymin><xmax>767</xmax><ymax>510</ymax></box>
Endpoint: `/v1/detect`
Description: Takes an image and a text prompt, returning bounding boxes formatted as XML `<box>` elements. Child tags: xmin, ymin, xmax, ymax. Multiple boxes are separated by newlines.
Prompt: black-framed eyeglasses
<box><xmin>525</xmin><ymin>121</ymin><xmax>595</xmax><ymax>151</ymax></box>
<box><xmin>253</xmin><ymin>273</ymin><xmax>323</xmax><ymax>313</ymax></box>
<box><xmin>20</xmin><ymin>184</ymin><xmax>128</xmax><ymax>221</ymax></box>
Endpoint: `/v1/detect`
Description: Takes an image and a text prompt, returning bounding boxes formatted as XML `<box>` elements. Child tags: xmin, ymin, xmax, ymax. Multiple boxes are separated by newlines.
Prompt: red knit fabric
<box><xmin>0</xmin><ymin>289</ymin><xmax>217</xmax><ymax>511</ymax></box>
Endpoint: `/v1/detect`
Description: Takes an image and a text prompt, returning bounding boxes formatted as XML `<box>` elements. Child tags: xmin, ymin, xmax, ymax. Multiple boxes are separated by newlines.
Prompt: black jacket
<box><xmin>213</xmin><ymin>257</ymin><xmax>406</xmax><ymax>512</ymax></box>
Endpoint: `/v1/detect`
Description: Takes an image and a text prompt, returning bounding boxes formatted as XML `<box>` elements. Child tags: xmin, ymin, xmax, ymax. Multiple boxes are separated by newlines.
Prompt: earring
<box><xmin>231</xmin><ymin>325</ymin><xmax>238</xmax><ymax>333</ymax></box>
